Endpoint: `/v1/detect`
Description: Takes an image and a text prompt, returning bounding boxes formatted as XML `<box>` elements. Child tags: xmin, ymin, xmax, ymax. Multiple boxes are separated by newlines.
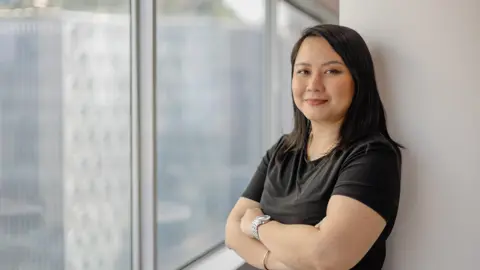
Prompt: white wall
<box><xmin>340</xmin><ymin>0</ymin><xmax>480</xmax><ymax>269</ymax></box>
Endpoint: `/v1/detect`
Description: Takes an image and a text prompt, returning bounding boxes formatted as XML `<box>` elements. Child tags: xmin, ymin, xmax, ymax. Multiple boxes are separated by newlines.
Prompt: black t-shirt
<box><xmin>241</xmin><ymin>133</ymin><xmax>401</xmax><ymax>270</ymax></box>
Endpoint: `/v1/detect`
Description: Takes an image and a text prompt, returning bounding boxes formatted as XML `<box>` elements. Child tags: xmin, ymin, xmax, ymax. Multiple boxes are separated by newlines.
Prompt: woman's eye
<box><xmin>296</xmin><ymin>69</ymin><xmax>310</xmax><ymax>75</ymax></box>
<box><xmin>325</xmin><ymin>69</ymin><xmax>341</xmax><ymax>75</ymax></box>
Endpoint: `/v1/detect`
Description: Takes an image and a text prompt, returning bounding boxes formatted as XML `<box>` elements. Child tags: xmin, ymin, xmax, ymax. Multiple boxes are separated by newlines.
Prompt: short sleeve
<box><xmin>241</xmin><ymin>135</ymin><xmax>286</xmax><ymax>202</ymax></box>
<box><xmin>332</xmin><ymin>141</ymin><xmax>401</xmax><ymax>222</ymax></box>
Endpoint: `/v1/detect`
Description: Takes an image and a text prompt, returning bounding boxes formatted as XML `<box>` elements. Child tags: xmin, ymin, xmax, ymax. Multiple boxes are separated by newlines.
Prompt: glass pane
<box><xmin>156</xmin><ymin>0</ymin><xmax>265</xmax><ymax>268</ymax></box>
<box><xmin>277</xmin><ymin>1</ymin><xmax>319</xmax><ymax>133</ymax></box>
<box><xmin>0</xmin><ymin>2</ymin><xmax>131</xmax><ymax>270</ymax></box>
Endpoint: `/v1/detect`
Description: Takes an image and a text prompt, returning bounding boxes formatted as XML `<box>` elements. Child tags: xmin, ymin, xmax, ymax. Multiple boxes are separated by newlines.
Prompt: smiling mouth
<box><xmin>305</xmin><ymin>99</ymin><xmax>328</xmax><ymax>106</ymax></box>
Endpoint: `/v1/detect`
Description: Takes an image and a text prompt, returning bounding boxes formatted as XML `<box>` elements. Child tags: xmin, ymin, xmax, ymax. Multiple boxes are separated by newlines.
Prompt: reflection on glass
<box><xmin>155</xmin><ymin>0</ymin><xmax>265</xmax><ymax>268</ymax></box>
<box><xmin>0</xmin><ymin>2</ymin><xmax>131</xmax><ymax>270</ymax></box>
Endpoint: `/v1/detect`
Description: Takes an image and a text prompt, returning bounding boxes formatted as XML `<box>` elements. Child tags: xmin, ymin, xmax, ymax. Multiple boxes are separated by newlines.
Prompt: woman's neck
<box><xmin>310</xmin><ymin>120</ymin><xmax>341</xmax><ymax>143</ymax></box>
<box><xmin>307</xmin><ymin>120</ymin><xmax>341</xmax><ymax>160</ymax></box>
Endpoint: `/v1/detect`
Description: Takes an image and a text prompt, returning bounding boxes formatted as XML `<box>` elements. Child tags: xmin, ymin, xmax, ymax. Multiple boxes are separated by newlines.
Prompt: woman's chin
<box><xmin>304</xmin><ymin>113</ymin><xmax>328</xmax><ymax>123</ymax></box>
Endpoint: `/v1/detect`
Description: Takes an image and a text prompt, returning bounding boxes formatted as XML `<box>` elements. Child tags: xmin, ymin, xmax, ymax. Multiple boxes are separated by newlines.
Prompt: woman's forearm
<box><xmin>225</xmin><ymin>220</ymin><xmax>292</xmax><ymax>270</ymax></box>
<box><xmin>257</xmin><ymin>221</ymin><xmax>321</xmax><ymax>270</ymax></box>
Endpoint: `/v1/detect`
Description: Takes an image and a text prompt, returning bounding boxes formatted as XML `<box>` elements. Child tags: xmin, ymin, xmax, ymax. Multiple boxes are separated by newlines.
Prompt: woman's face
<box><xmin>292</xmin><ymin>36</ymin><xmax>355</xmax><ymax>124</ymax></box>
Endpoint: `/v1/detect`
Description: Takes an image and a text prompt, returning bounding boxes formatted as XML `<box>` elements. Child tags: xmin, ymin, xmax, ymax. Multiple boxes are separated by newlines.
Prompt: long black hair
<box><xmin>281</xmin><ymin>24</ymin><xmax>402</xmax><ymax>154</ymax></box>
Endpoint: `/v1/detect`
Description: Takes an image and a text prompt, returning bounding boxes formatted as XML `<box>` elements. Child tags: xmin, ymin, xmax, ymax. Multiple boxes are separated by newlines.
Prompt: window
<box><xmin>0</xmin><ymin>2</ymin><xmax>131</xmax><ymax>270</ymax></box>
<box><xmin>156</xmin><ymin>0</ymin><xmax>266</xmax><ymax>268</ymax></box>
<box><xmin>0</xmin><ymin>1</ymin><xmax>327</xmax><ymax>269</ymax></box>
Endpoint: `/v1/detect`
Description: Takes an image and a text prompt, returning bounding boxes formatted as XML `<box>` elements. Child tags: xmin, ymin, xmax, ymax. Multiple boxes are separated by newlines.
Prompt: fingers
<box><xmin>314</xmin><ymin>219</ymin><xmax>324</xmax><ymax>229</ymax></box>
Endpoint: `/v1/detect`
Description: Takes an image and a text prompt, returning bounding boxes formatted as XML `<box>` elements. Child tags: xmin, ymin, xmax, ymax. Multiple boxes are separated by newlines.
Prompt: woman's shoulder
<box><xmin>263</xmin><ymin>133</ymin><xmax>303</xmax><ymax>166</ymax></box>
<box><xmin>261</xmin><ymin>134</ymin><xmax>289</xmax><ymax>160</ymax></box>
<box><xmin>342</xmin><ymin>133</ymin><xmax>402</xmax><ymax>164</ymax></box>
<box><xmin>269</xmin><ymin>134</ymin><xmax>289</xmax><ymax>150</ymax></box>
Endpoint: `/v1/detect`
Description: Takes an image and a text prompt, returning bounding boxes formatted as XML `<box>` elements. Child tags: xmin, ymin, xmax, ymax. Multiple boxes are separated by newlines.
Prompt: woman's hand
<box><xmin>240</xmin><ymin>208</ymin><xmax>264</xmax><ymax>238</ymax></box>
<box><xmin>314</xmin><ymin>219</ymin><xmax>324</xmax><ymax>229</ymax></box>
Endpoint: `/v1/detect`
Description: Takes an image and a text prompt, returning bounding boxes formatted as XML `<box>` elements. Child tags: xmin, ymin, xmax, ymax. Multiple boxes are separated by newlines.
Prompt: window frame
<box><xmin>131</xmin><ymin>0</ymin><xmax>157</xmax><ymax>270</ymax></box>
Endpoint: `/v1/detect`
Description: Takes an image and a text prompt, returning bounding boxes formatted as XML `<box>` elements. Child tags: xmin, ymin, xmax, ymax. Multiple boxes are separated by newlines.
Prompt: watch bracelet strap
<box><xmin>252</xmin><ymin>218</ymin><xmax>261</xmax><ymax>240</ymax></box>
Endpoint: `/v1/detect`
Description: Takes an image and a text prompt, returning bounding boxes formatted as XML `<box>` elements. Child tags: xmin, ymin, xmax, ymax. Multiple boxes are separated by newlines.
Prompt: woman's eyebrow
<box><xmin>294</xmin><ymin>62</ymin><xmax>311</xmax><ymax>67</ymax></box>
<box><xmin>321</xmin><ymin>60</ymin><xmax>345</xmax><ymax>67</ymax></box>
<box><xmin>294</xmin><ymin>60</ymin><xmax>345</xmax><ymax>67</ymax></box>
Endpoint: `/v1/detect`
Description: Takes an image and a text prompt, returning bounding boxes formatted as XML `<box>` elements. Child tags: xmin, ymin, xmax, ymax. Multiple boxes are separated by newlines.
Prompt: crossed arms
<box><xmin>225</xmin><ymin>195</ymin><xmax>387</xmax><ymax>270</ymax></box>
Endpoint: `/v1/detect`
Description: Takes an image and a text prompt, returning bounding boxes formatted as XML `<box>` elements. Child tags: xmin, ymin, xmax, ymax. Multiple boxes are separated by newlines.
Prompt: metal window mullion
<box><xmin>130</xmin><ymin>0</ymin><xmax>140</xmax><ymax>267</ymax></box>
<box><xmin>131</xmin><ymin>0</ymin><xmax>157</xmax><ymax>269</ymax></box>
<box><xmin>264</xmin><ymin>0</ymin><xmax>279</xmax><ymax>148</ymax></box>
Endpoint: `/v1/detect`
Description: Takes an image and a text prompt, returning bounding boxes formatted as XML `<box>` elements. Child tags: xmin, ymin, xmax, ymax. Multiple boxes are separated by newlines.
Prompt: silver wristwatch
<box><xmin>251</xmin><ymin>215</ymin><xmax>271</xmax><ymax>240</ymax></box>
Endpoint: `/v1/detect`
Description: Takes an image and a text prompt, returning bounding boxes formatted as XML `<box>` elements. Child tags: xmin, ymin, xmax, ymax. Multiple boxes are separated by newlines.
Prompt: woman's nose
<box><xmin>307</xmin><ymin>74</ymin><xmax>324</xmax><ymax>92</ymax></box>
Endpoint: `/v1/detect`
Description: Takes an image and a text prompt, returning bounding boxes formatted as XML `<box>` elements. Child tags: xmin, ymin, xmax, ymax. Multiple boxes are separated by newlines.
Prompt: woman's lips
<box><xmin>305</xmin><ymin>99</ymin><xmax>328</xmax><ymax>106</ymax></box>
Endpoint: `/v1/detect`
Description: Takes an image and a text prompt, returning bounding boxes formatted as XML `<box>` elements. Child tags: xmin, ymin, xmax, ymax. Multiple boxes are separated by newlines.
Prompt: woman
<box><xmin>225</xmin><ymin>24</ymin><xmax>402</xmax><ymax>270</ymax></box>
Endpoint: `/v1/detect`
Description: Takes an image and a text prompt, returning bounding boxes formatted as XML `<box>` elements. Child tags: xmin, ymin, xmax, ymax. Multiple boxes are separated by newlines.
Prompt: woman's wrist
<box><xmin>263</xmin><ymin>250</ymin><xmax>271</xmax><ymax>270</ymax></box>
<box><xmin>264</xmin><ymin>251</ymin><xmax>291</xmax><ymax>270</ymax></box>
